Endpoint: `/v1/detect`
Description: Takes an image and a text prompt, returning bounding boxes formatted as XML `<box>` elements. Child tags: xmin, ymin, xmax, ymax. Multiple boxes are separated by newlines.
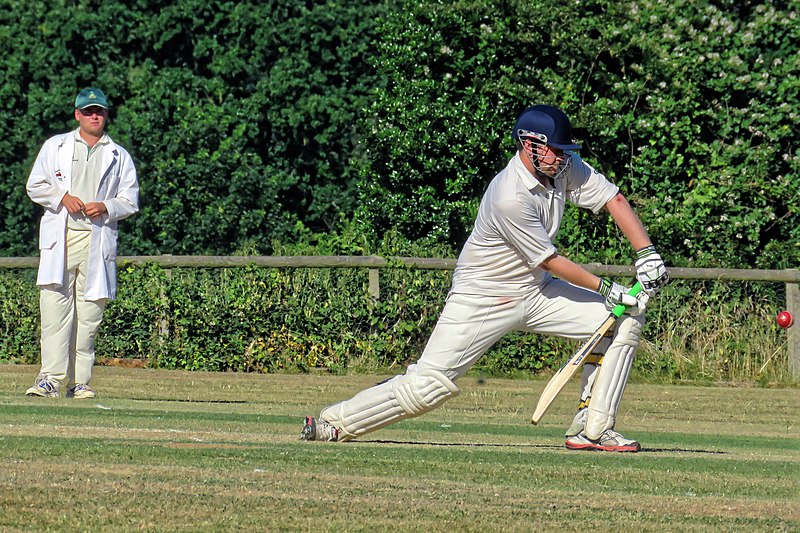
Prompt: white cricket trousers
<box><xmin>318</xmin><ymin>276</ymin><xmax>643</xmax><ymax>440</ymax></box>
<box><xmin>414</xmin><ymin>277</ymin><xmax>613</xmax><ymax>381</ymax></box>
<box><xmin>39</xmin><ymin>228</ymin><xmax>106</xmax><ymax>386</ymax></box>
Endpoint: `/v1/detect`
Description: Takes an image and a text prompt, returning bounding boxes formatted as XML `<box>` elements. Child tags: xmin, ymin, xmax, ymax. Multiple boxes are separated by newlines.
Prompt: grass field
<box><xmin>1</xmin><ymin>364</ymin><xmax>797</xmax><ymax>532</ymax></box>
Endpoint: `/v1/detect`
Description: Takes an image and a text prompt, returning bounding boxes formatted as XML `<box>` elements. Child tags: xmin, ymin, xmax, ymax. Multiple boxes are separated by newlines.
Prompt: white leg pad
<box><xmin>584</xmin><ymin>315</ymin><xmax>643</xmax><ymax>440</ymax></box>
<box><xmin>320</xmin><ymin>368</ymin><xmax>460</xmax><ymax>441</ymax></box>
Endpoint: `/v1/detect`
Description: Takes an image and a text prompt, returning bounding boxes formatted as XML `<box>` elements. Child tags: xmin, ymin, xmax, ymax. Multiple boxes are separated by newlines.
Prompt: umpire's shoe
<box><xmin>25</xmin><ymin>373</ymin><xmax>61</xmax><ymax>398</ymax></box>
<box><xmin>565</xmin><ymin>429</ymin><xmax>641</xmax><ymax>452</ymax></box>
<box><xmin>67</xmin><ymin>384</ymin><xmax>97</xmax><ymax>399</ymax></box>
<box><xmin>300</xmin><ymin>416</ymin><xmax>339</xmax><ymax>442</ymax></box>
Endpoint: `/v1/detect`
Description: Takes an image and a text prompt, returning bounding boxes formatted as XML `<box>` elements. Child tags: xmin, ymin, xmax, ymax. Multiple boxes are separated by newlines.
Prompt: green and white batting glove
<box><xmin>635</xmin><ymin>245</ymin><xmax>669</xmax><ymax>296</ymax></box>
<box><xmin>597</xmin><ymin>278</ymin><xmax>648</xmax><ymax>315</ymax></box>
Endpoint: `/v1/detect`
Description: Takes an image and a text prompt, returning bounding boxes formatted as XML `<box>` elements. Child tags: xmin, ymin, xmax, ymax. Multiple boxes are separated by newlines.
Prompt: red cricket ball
<box><xmin>777</xmin><ymin>311</ymin><xmax>794</xmax><ymax>329</ymax></box>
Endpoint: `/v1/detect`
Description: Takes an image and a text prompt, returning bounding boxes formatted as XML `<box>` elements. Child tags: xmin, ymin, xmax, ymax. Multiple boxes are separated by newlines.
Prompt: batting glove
<box><xmin>635</xmin><ymin>245</ymin><xmax>669</xmax><ymax>296</ymax></box>
<box><xmin>598</xmin><ymin>278</ymin><xmax>648</xmax><ymax>316</ymax></box>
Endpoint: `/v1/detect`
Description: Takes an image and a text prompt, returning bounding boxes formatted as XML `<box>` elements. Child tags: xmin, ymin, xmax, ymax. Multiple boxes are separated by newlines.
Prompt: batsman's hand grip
<box><xmin>611</xmin><ymin>281</ymin><xmax>643</xmax><ymax>318</ymax></box>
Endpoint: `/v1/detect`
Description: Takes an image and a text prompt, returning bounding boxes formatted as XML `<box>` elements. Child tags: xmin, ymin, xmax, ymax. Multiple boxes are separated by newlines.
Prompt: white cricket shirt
<box><xmin>68</xmin><ymin>129</ymin><xmax>110</xmax><ymax>231</ymax></box>
<box><xmin>451</xmin><ymin>152</ymin><xmax>619</xmax><ymax>296</ymax></box>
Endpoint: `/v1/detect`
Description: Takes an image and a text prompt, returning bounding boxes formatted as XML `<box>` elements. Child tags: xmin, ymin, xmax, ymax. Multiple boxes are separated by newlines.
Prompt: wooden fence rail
<box><xmin>1</xmin><ymin>255</ymin><xmax>797</xmax><ymax>377</ymax></box>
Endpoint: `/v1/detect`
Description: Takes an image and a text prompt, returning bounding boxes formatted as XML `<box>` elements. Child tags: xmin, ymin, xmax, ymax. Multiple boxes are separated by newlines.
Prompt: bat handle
<box><xmin>611</xmin><ymin>281</ymin><xmax>643</xmax><ymax>318</ymax></box>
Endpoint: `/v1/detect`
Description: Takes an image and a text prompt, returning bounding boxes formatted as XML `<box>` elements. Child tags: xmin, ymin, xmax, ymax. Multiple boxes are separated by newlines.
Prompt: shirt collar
<box><xmin>512</xmin><ymin>152</ymin><xmax>544</xmax><ymax>192</ymax></box>
<box><xmin>73</xmin><ymin>128</ymin><xmax>110</xmax><ymax>147</ymax></box>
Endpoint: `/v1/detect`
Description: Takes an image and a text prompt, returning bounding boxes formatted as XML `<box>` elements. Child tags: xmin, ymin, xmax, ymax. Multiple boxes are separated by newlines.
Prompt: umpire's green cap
<box><xmin>75</xmin><ymin>88</ymin><xmax>109</xmax><ymax>110</ymax></box>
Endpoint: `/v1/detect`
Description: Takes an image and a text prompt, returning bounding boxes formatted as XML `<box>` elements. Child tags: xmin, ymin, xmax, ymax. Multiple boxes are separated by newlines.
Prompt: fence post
<box><xmin>787</xmin><ymin>282</ymin><xmax>799</xmax><ymax>379</ymax></box>
<box><xmin>159</xmin><ymin>256</ymin><xmax>173</xmax><ymax>347</ymax></box>
<box><xmin>368</xmin><ymin>268</ymin><xmax>380</xmax><ymax>301</ymax></box>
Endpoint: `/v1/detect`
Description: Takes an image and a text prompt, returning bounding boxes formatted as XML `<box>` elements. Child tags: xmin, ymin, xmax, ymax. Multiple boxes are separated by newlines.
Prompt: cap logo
<box><xmin>88</xmin><ymin>92</ymin><xmax>97</xmax><ymax>100</ymax></box>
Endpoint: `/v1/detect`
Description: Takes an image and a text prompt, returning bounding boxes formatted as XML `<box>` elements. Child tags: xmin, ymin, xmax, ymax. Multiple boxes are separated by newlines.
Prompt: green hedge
<box><xmin>356</xmin><ymin>0</ymin><xmax>799</xmax><ymax>269</ymax></box>
<box><xmin>0</xmin><ymin>260</ymin><xmax>791</xmax><ymax>384</ymax></box>
<box><xmin>1</xmin><ymin>0</ymin><xmax>388</xmax><ymax>256</ymax></box>
<box><xmin>1</xmin><ymin>1</ymin><xmax>795</xmax><ymax>383</ymax></box>
<box><xmin>1</xmin><ymin>0</ymin><xmax>796</xmax><ymax>269</ymax></box>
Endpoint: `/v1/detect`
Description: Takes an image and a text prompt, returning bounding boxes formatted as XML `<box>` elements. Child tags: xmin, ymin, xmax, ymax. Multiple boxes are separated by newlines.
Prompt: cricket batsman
<box><xmin>300</xmin><ymin>104</ymin><xmax>668</xmax><ymax>451</ymax></box>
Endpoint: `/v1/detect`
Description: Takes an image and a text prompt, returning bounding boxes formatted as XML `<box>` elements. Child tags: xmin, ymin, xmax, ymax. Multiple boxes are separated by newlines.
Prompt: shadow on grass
<box><xmin>125</xmin><ymin>397</ymin><xmax>248</xmax><ymax>404</ymax></box>
<box><xmin>356</xmin><ymin>439</ymin><xmax>727</xmax><ymax>454</ymax></box>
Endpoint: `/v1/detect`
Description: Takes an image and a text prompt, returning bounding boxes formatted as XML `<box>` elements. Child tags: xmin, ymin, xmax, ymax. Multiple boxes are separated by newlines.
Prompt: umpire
<box><xmin>25</xmin><ymin>88</ymin><xmax>139</xmax><ymax>399</ymax></box>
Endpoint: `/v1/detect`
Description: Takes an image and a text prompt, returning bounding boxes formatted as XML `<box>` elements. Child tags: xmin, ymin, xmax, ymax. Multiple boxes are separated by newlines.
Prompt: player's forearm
<box><xmin>540</xmin><ymin>253</ymin><xmax>602</xmax><ymax>292</ymax></box>
<box><xmin>604</xmin><ymin>193</ymin><xmax>651</xmax><ymax>251</ymax></box>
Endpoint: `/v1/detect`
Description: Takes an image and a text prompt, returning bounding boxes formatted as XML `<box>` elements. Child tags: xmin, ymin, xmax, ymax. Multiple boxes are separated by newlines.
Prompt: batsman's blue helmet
<box><xmin>512</xmin><ymin>104</ymin><xmax>581</xmax><ymax>151</ymax></box>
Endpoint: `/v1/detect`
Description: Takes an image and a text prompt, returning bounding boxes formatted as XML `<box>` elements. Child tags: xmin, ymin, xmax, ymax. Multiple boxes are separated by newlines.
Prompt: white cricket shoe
<box><xmin>300</xmin><ymin>416</ymin><xmax>339</xmax><ymax>442</ymax></box>
<box><xmin>67</xmin><ymin>384</ymin><xmax>97</xmax><ymax>399</ymax></box>
<box><xmin>25</xmin><ymin>373</ymin><xmax>60</xmax><ymax>398</ymax></box>
<box><xmin>565</xmin><ymin>429</ymin><xmax>641</xmax><ymax>452</ymax></box>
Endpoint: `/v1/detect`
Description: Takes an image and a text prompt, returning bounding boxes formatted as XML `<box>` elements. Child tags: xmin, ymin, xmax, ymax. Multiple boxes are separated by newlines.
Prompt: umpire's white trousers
<box><xmin>39</xmin><ymin>228</ymin><xmax>106</xmax><ymax>386</ymax></box>
<box><xmin>414</xmin><ymin>277</ymin><xmax>613</xmax><ymax>380</ymax></box>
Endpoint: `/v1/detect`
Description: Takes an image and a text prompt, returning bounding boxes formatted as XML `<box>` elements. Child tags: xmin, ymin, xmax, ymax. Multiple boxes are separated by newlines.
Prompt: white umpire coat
<box><xmin>26</xmin><ymin>128</ymin><xmax>139</xmax><ymax>301</ymax></box>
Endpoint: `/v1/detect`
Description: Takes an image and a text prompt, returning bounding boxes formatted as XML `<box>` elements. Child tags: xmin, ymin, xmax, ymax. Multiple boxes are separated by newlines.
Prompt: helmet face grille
<box><xmin>518</xmin><ymin>131</ymin><xmax>574</xmax><ymax>181</ymax></box>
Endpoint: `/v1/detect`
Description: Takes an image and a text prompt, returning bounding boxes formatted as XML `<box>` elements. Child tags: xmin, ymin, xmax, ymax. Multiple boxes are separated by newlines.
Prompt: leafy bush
<box><xmin>633</xmin><ymin>278</ymin><xmax>791</xmax><ymax>384</ymax></box>
<box><xmin>0</xmin><ymin>0</ymin><xmax>388</xmax><ymax>256</ymax></box>
<box><xmin>357</xmin><ymin>0</ymin><xmax>799</xmax><ymax>269</ymax></box>
<box><xmin>0</xmin><ymin>1</ymin><xmax>795</xmax><ymax>384</ymax></box>
<box><xmin>0</xmin><ymin>256</ymin><xmax>791</xmax><ymax>385</ymax></box>
<box><xmin>2</xmin><ymin>0</ymin><xmax>795</xmax><ymax>267</ymax></box>
<box><xmin>0</xmin><ymin>269</ymin><xmax>39</xmax><ymax>364</ymax></box>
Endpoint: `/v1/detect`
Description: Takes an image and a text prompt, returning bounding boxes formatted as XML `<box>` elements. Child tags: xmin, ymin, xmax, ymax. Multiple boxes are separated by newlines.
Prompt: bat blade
<box><xmin>530</xmin><ymin>281</ymin><xmax>642</xmax><ymax>426</ymax></box>
<box><xmin>530</xmin><ymin>315</ymin><xmax>617</xmax><ymax>425</ymax></box>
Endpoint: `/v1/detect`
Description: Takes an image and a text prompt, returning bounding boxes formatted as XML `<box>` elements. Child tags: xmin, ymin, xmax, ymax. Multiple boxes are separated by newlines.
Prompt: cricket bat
<box><xmin>530</xmin><ymin>281</ymin><xmax>643</xmax><ymax>425</ymax></box>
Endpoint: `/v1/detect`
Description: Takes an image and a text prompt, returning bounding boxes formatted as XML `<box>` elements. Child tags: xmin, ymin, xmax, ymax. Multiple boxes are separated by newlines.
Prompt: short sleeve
<box><xmin>566</xmin><ymin>155</ymin><xmax>619</xmax><ymax>213</ymax></box>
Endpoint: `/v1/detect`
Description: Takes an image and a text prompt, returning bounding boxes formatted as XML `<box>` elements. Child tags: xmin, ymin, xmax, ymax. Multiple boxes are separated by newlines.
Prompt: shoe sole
<box><xmin>71</xmin><ymin>393</ymin><xmax>97</xmax><ymax>399</ymax></box>
<box><xmin>565</xmin><ymin>441</ymin><xmax>641</xmax><ymax>452</ymax></box>
<box><xmin>26</xmin><ymin>390</ymin><xmax>58</xmax><ymax>398</ymax></box>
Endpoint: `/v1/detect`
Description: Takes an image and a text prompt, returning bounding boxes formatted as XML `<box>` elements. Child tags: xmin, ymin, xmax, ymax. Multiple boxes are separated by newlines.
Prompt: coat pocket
<box><xmin>38</xmin><ymin>216</ymin><xmax>60</xmax><ymax>250</ymax></box>
<box><xmin>101</xmin><ymin>227</ymin><xmax>118</xmax><ymax>260</ymax></box>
